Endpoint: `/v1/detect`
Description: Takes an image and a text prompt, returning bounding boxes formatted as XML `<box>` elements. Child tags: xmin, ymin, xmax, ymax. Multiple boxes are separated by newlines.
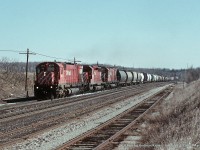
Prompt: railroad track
<box><xmin>57</xmin><ymin>85</ymin><xmax>173</xmax><ymax>150</ymax></box>
<box><xmin>0</xmin><ymin>85</ymin><xmax>140</xmax><ymax>119</ymax></box>
<box><xmin>0</xmin><ymin>82</ymin><xmax>163</xmax><ymax>120</ymax></box>
<box><xmin>0</xmin><ymin>82</ymin><xmax>169</xmax><ymax>148</ymax></box>
<box><xmin>2</xmin><ymin>96</ymin><xmax>35</xmax><ymax>103</ymax></box>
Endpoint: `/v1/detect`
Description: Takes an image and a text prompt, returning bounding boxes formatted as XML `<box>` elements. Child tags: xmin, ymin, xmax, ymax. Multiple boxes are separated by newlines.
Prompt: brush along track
<box><xmin>57</xmin><ymin>85</ymin><xmax>173</xmax><ymax>150</ymax></box>
<box><xmin>0</xmin><ymin>83</ymin><xmax>157</xmax><ymax>120</ymax></box>
<box><xmin>0</xmin><ymin>83</ymin><xmax>167</xmax><ymax>147</ymax></box>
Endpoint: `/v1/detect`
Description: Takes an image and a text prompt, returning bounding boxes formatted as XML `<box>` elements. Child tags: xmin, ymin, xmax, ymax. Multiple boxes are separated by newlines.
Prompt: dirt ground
<box><xmin>0</xmin><ymin>72</ymin><xmax>34</xmax><ymax>100</ymax></box>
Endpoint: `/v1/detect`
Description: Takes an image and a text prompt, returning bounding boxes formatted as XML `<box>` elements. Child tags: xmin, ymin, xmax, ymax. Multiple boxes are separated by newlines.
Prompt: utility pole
<box><xmin>73</xmin><ymin>57</ymin><xmax>81</xmax><ymax>64</ymax></box>
<box><xmin>19</xmin><ymin>49</ymin><xmax>35</xmax><ymax>98</ymax></box>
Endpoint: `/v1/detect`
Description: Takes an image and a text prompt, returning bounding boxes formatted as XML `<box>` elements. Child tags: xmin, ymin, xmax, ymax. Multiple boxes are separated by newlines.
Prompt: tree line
<box><xmin>0</xmin><ymin>57</ymin><xmax>199</xmax><ymax>83</ymax></box>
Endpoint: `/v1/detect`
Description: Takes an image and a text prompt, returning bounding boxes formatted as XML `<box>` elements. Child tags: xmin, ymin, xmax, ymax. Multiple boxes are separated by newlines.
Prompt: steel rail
<box><xmin>0</xmin><ymin>84</ymin><xmax>147</xmax><ymax>123</ymax></box>
<box><xmin>57</xmin><ymin>86</ymin><xmax>173</xmax><ymax>150</ymax></box>
<box><xmin>0</xmin><ymin>84</ymin><xmax>160</xmax><ymax>146</ymax></box>
<box><xmin>0</xmin><ymin>83</ymin><xmax>154</xmax><ymax>119</ymax></box>
<box><xmin>94</xmin><ymin>89</ymin><xmax>173</xmax><ymax>150</ymax></box>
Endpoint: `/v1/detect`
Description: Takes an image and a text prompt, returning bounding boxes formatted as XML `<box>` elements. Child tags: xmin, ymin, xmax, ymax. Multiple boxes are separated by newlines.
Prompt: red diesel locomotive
<box><xmin>34</xmin><ymin>62</ymin><xmax>118</xmax><ymax>99</ymax></box>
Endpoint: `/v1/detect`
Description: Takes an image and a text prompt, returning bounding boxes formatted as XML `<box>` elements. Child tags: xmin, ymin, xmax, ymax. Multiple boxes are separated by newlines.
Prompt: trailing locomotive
<box><xmin>34</xmin><ymin>62</ymin><xmax>168</xmax><ymax>99</ymax></box>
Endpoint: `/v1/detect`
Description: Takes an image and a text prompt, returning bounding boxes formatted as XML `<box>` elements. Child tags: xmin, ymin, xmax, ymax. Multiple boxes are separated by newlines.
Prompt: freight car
<box><xmin>34</xmin><ymin>62</ymin><xmax>168</xmax><ymax>99</ymax></box>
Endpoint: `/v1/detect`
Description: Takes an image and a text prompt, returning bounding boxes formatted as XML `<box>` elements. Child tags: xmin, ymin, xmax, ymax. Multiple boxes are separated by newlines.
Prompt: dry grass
<box><xmin>0</xmin><ymin>57</ymin><xmax>35</xmax><ymax>100</ymax></box>
<box><xmin>0</xmin><ymin>71</ymin><xmax>34</xmax><ymax>99</ymax></box>
<box><xmin>139</xmin><ymin>81</ymin><xmax>200</xmax><ymax>150</ymax></box>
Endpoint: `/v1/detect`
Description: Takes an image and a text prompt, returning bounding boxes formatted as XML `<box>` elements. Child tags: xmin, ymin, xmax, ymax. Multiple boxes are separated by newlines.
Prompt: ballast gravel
<box><xmin>3</xmin><ymin>85</ymin><xmax>170</xmax><ymax>150</ymax></box>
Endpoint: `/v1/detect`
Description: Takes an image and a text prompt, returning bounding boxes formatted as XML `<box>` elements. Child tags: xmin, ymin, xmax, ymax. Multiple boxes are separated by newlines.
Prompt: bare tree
<box><xmin>185</xmin><ymin>67</ymin><xmax>200</xmax><ymax>83</ymax></box>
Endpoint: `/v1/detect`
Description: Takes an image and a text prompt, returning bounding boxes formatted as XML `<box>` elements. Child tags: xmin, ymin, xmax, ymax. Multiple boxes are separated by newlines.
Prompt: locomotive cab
<box><xmin>34</xmin><ymin>62</ymin><xmax>59</xmax><ymax>99</ymax></box>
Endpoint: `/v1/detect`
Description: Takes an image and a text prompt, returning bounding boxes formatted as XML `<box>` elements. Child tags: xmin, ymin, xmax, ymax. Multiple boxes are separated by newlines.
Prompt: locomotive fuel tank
<box><xmin>110</xmin><ymin>84</ymin><xmax>117</xmax><ymax>88</ymax></box>
<box><xmin>93</xmin><ymin>85</ymin><xmax>104</xmax><ymax>91</ymax></box>
<box><xmin>67</xmin><ymin>88</ymin><xmax>80</xmax><ymax>95</ymax></box>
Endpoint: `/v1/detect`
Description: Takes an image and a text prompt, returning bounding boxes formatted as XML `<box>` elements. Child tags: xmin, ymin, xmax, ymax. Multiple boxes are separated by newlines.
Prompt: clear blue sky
<box><xmin>0</xmin><ymin>0</ymin><xmax>200</xmax><ymax>69</ymax></box>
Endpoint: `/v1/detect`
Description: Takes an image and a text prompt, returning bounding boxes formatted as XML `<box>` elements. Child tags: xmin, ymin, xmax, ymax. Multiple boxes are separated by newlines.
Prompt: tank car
<box><xmin>142</xmin><ymin>73</ymin><xmax>148</xmax><ymax>83</ymax></box>
<box><xmin>132</xmin><ymin>71</ymin><xmax>138</xmax><ymax>84</ymax></box>
<box><xmin>117</xmin><ymin>70</ymin><xmax>127</xmax><ymax>85</ymax></box>
<box><xmin>126</xmin><ymin>71</ymin><xmax>133</xmax><ymax>84</ymax></box>
<box><xmin>147</xmin><ymin>74</ymin><xmax>152</xmax><ymax>82</ymax></box>
<box><xmin>140</xmin><ymin>73</ymin><xmax>144</xmax><ymax>83</ymax></box>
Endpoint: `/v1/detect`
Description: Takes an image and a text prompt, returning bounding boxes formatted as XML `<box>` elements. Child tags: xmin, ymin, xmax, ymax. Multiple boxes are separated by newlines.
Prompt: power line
<box><xmin>0</xmin><ymin>50</ymin><xmax>23</xmax><ymax>53</ymax></box>
<box><xmin>0</xmin><ymin>49</ymin><xmax>76</xmax><ymax>62</ymax></box>
<box><xmin>33</xmin><ymin>52</ymin><xmax>72</xmax><ymax>62</ymax></box>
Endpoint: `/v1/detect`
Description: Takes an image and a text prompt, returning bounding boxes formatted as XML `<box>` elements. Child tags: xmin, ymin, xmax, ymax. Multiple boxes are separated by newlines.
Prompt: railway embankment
<box><xmin>128</xmin><ymin>80</ymin><xmax>200</xmax><ymax>150</ymax></box>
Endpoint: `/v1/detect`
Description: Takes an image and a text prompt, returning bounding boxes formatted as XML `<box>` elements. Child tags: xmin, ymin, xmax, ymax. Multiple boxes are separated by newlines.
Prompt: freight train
<box><xmin>34</xmin><ymin>62</ymin><xmax>168</xmax><ymax>99</ymax></box>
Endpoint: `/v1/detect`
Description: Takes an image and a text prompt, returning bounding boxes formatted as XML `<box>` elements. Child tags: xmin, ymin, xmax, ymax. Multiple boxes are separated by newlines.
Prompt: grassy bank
<box><xmin>138</xmin><ymin>81</ymin><xmax>200</xmax><ymax>150</ymax></box>
<box><xmin>0</xmin><ymin>72</ymin><xmax>34</xmax><ymax>100</ymax></box>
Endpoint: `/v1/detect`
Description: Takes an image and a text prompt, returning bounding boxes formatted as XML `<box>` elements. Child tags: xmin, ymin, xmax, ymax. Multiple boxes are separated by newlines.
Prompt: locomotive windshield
<box><xmin>37</xmin><ymin>64</ymin><xmax>45</xmax><ymax>74</ymax></box>
<box><xmin>36</xmin><ymin>64</ymin><xmax>55</xmax><ymax>74</ymax></box>
<box><xmin>37</xmin><ymin>68</ymin><xmax>40</xmax><ymax>74</ymax></box>
<box><xmin>47</xmin><ymin>64</ymin><xmax>54</xmax><ymax>72</ymax></box>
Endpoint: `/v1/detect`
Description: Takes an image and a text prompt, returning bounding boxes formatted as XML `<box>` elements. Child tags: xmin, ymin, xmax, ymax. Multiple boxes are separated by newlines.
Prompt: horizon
<box><xmin>0</xmin><ymin>56</ymin><xmax>194</xmax><ymax>70</ymax></box>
